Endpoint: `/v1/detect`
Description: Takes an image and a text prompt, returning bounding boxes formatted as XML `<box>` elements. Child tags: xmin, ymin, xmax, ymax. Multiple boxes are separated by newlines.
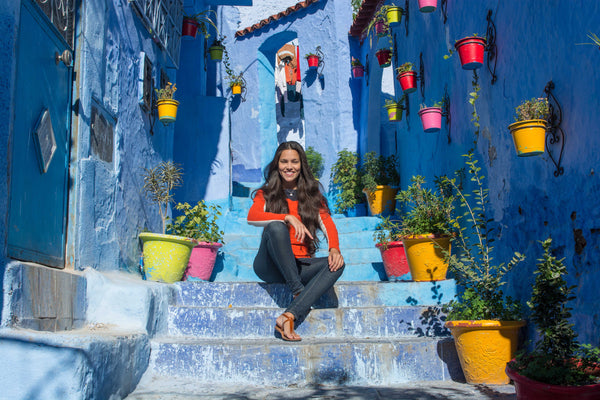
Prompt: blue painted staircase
<box><xmin>130</xmin><ymin>198</ymin><xmax>463</xmax><ymax>390</ymax></box>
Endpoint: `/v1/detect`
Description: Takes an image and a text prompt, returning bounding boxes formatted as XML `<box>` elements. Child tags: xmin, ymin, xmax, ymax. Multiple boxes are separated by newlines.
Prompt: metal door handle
<box><xmin>55</xmin><ymin>50</ymin><xmax>72</xmax><ymax>67</ymax></box>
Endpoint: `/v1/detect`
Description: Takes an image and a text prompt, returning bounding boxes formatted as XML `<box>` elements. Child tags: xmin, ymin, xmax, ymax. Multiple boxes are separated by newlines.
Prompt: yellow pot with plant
<box><xmin>361</xmin><ymin>152</ymin><xmax>400</xmax><ymax>216</ymax></box>
<box><xmin>156</xmin><ymin>82</ymin><xmax>179</xmax><ymax>125</ymax></box>
<box><xmin>508</xmin><ymin>97</ymin><xmax>549</xmax><ymax>156</ymax></box>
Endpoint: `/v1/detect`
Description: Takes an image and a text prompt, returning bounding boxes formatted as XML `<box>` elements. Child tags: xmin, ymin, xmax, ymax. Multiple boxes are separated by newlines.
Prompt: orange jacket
<box><xmin>247</xmin><ymin>190</ymin><xmax>340</xmax><ymax>258</ymax></box>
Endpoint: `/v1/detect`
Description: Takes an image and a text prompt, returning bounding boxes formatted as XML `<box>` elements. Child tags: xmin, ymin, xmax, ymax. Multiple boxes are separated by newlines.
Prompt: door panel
<box><xmin>7</xmin><ymin>0</ymin><xmax>72</xmax><ymax>268</ymax></box>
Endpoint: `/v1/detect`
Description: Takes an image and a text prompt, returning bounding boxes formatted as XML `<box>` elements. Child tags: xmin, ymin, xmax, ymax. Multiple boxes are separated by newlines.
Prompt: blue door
<box><xmin>7</xmin><ymin>0</ymin><xmax>73</xmax><ymax>268</ymax></box>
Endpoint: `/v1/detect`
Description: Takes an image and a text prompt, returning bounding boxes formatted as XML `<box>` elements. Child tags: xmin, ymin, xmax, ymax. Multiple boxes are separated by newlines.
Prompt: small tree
<box><xmin>142</xmin><ymin>161</ymin><xmax>183</xmax><ymax>234</ymax></box>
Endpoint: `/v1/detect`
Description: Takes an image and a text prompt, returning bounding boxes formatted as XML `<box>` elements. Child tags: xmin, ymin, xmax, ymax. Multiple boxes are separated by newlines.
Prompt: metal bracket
<box><xmin>393</xmin><ymin>33</ymin><xmax>399</xmax><ymax>67</ymax></box>
<box><xmin>365</xmin><ymin>54</ymin><xmax>370</xmax><ymax>86</ymax></box>
<box><xmin>315</xmin><ymin>46</ymin><xmax>325</xmax><ymax>77</ymax></box>
<box><xmin>418</xmin><ymin>52</ymin><xmax>426</xmax><ymax>99</ymax></box>
<box><xmin>442</xmin><ymin>84</ymin><xmax>451</xmax><ymax>143</ymax></box>
<box><xmin>544</xmin><ymin>81</ymin><xmax>565</xmax><ymax>177</ymax></box>
<box><xmin>485</xmin><ymin>9</ymin><xmax>498</xmax><ymax>85</ymax></box>
<box><xmin>441</xmin><ymin>0</ymin><xmax>448</xmax><ymax>24</ymax></box>
<box><xmin>404</xmin><ymin>0</ymin><xmax>409</xmax><ymax>36</ymax></box>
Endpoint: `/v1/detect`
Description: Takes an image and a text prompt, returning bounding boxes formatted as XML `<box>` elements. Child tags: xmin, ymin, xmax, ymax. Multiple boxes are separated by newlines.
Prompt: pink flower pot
<box><xmin>397</xmin><ymin>71</ymin><xmax>417</xmax><ymax>93</ymax></box>
<box><xmin>352</xmin><ymin>65</ymin><xmax>365</xmax><ymax>78</ymax></box>
<box><xmin>375</xmin><ymin>20</ymin><xmax>388</xmax><ymax>36</ymax></box>
<box><xmin>418</xmin><ymin>107</ymin><xmax>443</xmax><ymax>132</ymax></box>
<box><xmin>183</xmin><ymin>242</ymin><xmax>222</xmax><ymax>281</ymax></box>
<box><xmin>418</xmin><ymin>0</ymin><xmax>437</xmax><ymax>13</ymax></box>
<box><xmin>454</xmin><ymin>36</ymin><xmax>486</xmax><ymax>70</ymax></box>
<box><xmin>376</xmin><ymin>241</ymin><xmax>410</xmax><ymax>281</ymax></box>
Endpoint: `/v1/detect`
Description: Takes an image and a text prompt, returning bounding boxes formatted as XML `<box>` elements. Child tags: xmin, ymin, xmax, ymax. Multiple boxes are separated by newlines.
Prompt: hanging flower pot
<box><xmin>454</xmin><ymin>36</ymin><xmax>486</xmax><ymax>70</ymax></box>
<box><xmin>418</xmin><ymin>106</ymin><xmax>443</xmax><ymax>132</ymax></box>
<box><xmin>209</xmin><ymin>45</ymin><xmax>224</xmax><ymax>61</ymax></box>
<box><xmin>418</xmin><ymin>0</ymin><xmax>437</xmax><ymax>13</ymax></box>
<box><xmin>384</xmin><ymin>102</ymin><xmax>403</xmax><ymax>122</ymax></box>
<box><xmin>375</xmin><ymin>19</ymin><xmax>389</xmax><ymax>36</ymax></box>
<box><xmin>402</xmin><ymin>234</ymin><xmax>450</xmax><ymax>281</ymax></box>
<box><xmin>182</xmin><ymin>17</ymin><xmax>199</xmax><ymax>38</ymax></box>
<box><xmin>156</xmin><ymin>99</ymin><xmax>179</xmax><ymax>124</ymax></box>
<box><xmin>508</xmin><ymin>119</ymin><xmax>547</xmax><ymax>157</ymax></box>
<box><xmin>352</xmin><ymin>65</ymin><xmax>365</xmax><ymax>79</ymax></box>
<box><xmin>184</xmin><ymin>242</ymin><xmax>222</xmax><ymax>281</ymax></box>
<box><xmin>397</xmin><ymin>71</ymin><xmax>417</xmax><ymax>94</ymax></box>
<box><xmin>445</xmin><ymin>320</ymin><xmax>526</xmax><ymax>384</ymax></box>
<box><xmin>375</xmin><ymin>49</ymin><xmax>392</xmax><ymax>68</ymax></box>
<box><xmin>376</xmin><ymin>241</ymin><xmax>410</xmax><ymax>281</ymax></box>
<box><xmin>385</xmin><ymin>6</ymin><xmax>403</xmax><ymax>25</ymax></box>
<box><xmin>306</xmin><ymin>54</ymin><xmax>320</xmax><ymax>69</ymax></box>
<box><xmin>231</xmin><ymin>84</ymin><xmax>242</xmax><ymax>95</ymax></box>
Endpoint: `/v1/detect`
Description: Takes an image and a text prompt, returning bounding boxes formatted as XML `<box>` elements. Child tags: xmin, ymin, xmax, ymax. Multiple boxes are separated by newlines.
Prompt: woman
<box><xmin>247</xmin><ymin>141</ymin><xmax>345</xmax><ymax>341</ymax></box>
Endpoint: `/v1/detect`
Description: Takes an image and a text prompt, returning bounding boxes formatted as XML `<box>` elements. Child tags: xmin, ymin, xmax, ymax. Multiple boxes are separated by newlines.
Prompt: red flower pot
<box><xmin>375</xmin><ymin>20</ymin><xmax>388</xmax><ymax>36</ymax></box>
<box><xmin>418</xmin><ymin>0</ymin><xmax>437</xmax><ymax>13</ymax></box>
<box><xmin>352</xmin><ymin>65</ymin><xmax>365</xmax><ymax>78</ymax></box>
<box><xmin>376</xmin><ymin>49</ymin><xmax>392</xmax><ymax>68</ymax></box>
<box><xmin>182</xmin><ymin>17</ymin><xmax>199</xmax><ymax>38</ymax></box>
<box><xmin>376</xmin><ymin>241</ymin><xmax>410</xmax><ymax>281</ymax></box>
<box><xmin>506</xmin><ymin>364</ymin><xmax>600</xmax><ymax>400</ymax></box>
<box><xmin>418</xmin><ymin>107</ymin><xmax>443</xmax><ymax>132</ymax></box>
<box><xmin>307</xmin><ymin>55</ymin><xmax>320</xmax><ymax>69</ymax></box>
<box><xmin>397</xmin><ymin>71</ymin><xmax>417</xmax><ymax>93</ymax></box>
<box><xmin>454</xmin><ymin>36</ymin><xmax>486</xmax><ymax>70</ymax></box>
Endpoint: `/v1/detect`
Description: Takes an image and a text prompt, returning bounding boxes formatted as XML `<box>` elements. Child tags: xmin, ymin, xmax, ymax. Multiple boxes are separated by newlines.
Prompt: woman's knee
<box><xmin>264</xmin><ymin>221</ymin><xmax>289</xmax><ymax>237</ymax></box>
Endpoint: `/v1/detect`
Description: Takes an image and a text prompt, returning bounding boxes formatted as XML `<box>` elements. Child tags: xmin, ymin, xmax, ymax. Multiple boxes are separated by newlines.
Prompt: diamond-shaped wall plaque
<box><xmin>33</xmin><ymin>109</ymin><xmax>57</xmax><ymax>174</ymax></box>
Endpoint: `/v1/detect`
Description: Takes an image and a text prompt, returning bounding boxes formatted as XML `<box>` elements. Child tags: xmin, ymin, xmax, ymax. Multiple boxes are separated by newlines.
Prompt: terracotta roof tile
<box><xmin>349</xmin><ymin>0</ymin><xmax>384</xmax><ymax>38</ymax></box>
<box><xmin>235</xmin><ymin>0</ymin><xmax>320</xmax><ymax>38</ymax></box>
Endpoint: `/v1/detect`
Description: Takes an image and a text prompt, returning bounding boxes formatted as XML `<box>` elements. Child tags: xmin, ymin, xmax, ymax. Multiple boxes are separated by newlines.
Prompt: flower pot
<box><xmin>376</xmin><ymin>49</ymin><xmax>392</xmax><ymax>68</ymax></box>
<box><xmin>139</xmin><ymin>232</ymin><xmax>196</xmax><ymax>283</ymax></box>
<box><xmin>363</xmin><ymin>185</ymin><xmax>398</xmax><ymax>216</ymax></box>
<box><xmin>344</xmin><ymin>203</ymin><xmax>367</xmax><ymax>217</ymax></box>
<box><xmin>231</xmin><ymin>84</ymin><xmax>242</xmax><ymax>95</ymax></box>
<box><xmin>418</xmin><ymin>107</ymin><xmax>443</xmax><ymax>132</ymax></box>
<box><xmin>209</xmin><ymin>45</ymin><xmax>224</xmax><ymax>61</ymax></box>
<box><xmin>182</xmin><ymin>17</ymin><xmax>199</xmax><ymax>38</ymax></box>
<box><xmin>418</xmin><ymin>0</ymin><xmax>437</xmax><ymax>13</ymax></box>
<box><xmin>156</xmin><ymin>99</ymin><xmax>179</xmax><ymax>124</ymax></box>
<box><xmin>506</xmin><ymin>364</ymin><xmax>600</xmax><ymax>400</ymax></box>
<box><xmin>445</xmin><ymin>320</ymin><xmax>526</xmax><ymax>385</ymax></box>
<box><xmin>376</xmin><ymin>241</ymin><xmax>410</xmax><ymax>281</ymax></box>
<box><xmin>384</xmin><ymin>102</ymin><xmax>403</xmax><ymax>121</ymax></box>
<box><xmin>397</xmin><ymin>71</ymin><xmax>417</xmax><ymax>94</ymax></box>
<box><xmin>454</xmin><ymin>36</ymin><xmax>486</xmax><ymax>70</ymax></box>
<box><xmin>184</xmin><ymin>242</ymin><xmax>222</xmax><ymax>281</ymax></box>
<box><xmin>375</xmin><ymin>20</ymin><xmax>388</xmax><ymax>36</ymax></box>
<box><xmin>402</xmin><ymin>234</ymin><xmax>450</xmax><ymax>281</ymax></box>
<box><xmin>307</xmin><ymin>55</ymin><xmax>320</xmax><ymax>69</ymax></box>
<box><xmin>508</xmin><ymin>119</ymin><xmax>547</xmax><ymax>157</ymax></box>
<box><xmin>385</xmin><ymin>6</ymin><xmax>403</xmax><ymax>25</ymax></box>
<box><xmin>352</xmin><ymin>65</ymin><xmax>365</xmax><ymax>79</ymax></box>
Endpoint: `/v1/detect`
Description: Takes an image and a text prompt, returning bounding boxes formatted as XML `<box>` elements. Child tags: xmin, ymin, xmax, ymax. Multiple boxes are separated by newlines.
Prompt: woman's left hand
<box><xmin>328</xmin><ymin>248</ymin><xmax>344</xmax><ymax>272</ymax></box>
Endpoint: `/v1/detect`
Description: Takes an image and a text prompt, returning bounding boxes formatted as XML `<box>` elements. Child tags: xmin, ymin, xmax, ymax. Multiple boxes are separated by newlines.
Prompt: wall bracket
<box><xmin>544</xmin><ymin>81</ymin><xmax>565</xmax><ymax>177</ymax></box>
<box><xmin>485</xmin><ymin>9</ymin><xmax>498</xmax><ymax>85</ymax></box>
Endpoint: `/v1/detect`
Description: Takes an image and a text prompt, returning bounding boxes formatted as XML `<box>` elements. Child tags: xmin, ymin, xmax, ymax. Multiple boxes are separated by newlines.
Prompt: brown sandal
<box><xmin>275</xmin><ymin>313</ymin><xmax>301</xmax><ymax>342</ymax></box>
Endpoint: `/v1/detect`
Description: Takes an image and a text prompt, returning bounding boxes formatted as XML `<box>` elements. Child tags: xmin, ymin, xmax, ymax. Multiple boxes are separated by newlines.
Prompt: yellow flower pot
<box><xmin>402</xmin><ymin>234</ymin><xmax>450</xmax><ymax>281</ymax></box>
<box><xmin>231</xmin><ymin>84</ymin><xmax>242</xmax><ymax>95</ymax></box>
<box><xmin>384</xmin><ymin>103</ymin><xmax>403</xmax><ymax>121</ymax></box>
<box><xmin>508</xmin><ymin>119</ymin><xmax>547</xmax><ymax>157</ymax></box>
<box><xmin>386</xmin><ymin>6</ymin><xmax>403</xmax><ymax>25</ymax></box>
<box><xmin>139</xmin><ymin>232</ymin><xmax>196</xmax><ymax>283</ymax></box>
<box><xmin>156</xmin><ymin>99</ymin><xmax>179</xmax><ymax>124</ymax></box>
<box><xmin>445</xmin><ymin>320</ymin><xmax>526</xmax><ymax>385</ymax></box>
<box><xmin>363</xmin><ymin>185</ymin><xmax>397</xmax><ymax>216</ymax></box>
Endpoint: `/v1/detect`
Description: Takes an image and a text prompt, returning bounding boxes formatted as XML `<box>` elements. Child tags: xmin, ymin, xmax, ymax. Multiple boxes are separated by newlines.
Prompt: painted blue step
<box><xmin>221</xmin><ymin>215</ymin><xmax>381</xmax><ymax>235</ymax></box>
<box><xmin>167</xmin><ymin>305</ymin><xmax>449</xmax><ymax>339</ymax></box>
<box><xmin>147</xmin><ymin>336</ymin><xmax>462</xmax><ymax>386</ymax></box>
<box><xmin>224</xmin><ymin>231</ymin><xmax>378</xmax><ymax>251</ymax></box>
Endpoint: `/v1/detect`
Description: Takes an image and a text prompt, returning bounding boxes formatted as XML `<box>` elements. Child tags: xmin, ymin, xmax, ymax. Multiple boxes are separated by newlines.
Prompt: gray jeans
<box><xmin>253</xmin><ymin>222</ymin><xmax>344</xmax><ymax>321</ymax></box>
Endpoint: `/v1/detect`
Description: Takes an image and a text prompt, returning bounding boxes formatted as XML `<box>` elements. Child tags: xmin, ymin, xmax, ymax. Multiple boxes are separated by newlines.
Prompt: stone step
<box><xmin>147</xmin><ymin>336</ymin><xmax>462</xmax><ymax>386</ymax></box>
<box><xmin>167</xmin><ymin>305</ymin><xmax>449</xmax><ymax>339</ymax></box>
<box><xmin>221</xmin><ymin>215</ymin><xmax>382</xmax><ymax>235</ymax></box>
<box><xmin>224</xmin><ymin>230</ymin><xmax>378</xmax><ymax>250</ymax></box>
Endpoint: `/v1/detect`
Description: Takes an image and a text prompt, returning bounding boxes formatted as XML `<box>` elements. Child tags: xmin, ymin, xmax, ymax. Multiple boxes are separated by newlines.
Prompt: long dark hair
<box><xmin>254</xmin><ymin>141</ymin><xmax>329</xmax><ymax>255</ymax></box>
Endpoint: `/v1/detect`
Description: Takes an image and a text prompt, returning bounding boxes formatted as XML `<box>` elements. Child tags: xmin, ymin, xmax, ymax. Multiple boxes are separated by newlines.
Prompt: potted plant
<box><xmin>375</xmin><ymin>48</ymin><xmax>392</xmax><ymax>68</ymax></box>
<box><xmin>373</xmin><ymin>217</ymin><xmax>410</xmax><ymax>281</ymax></box>
<box><xmin>395</xmin><ymin>175</ymin><xmax>454</xmax><ymax>282</ymax></box>
<box><xmin>155</xmin><ymin>82</ymin><xmax>179</xmax><ymax>125</ymax></box>
<box><xmin>418</xmin><ymin>0</ymin><xmax>437</xmax><ymax>13</ymax></box>
<box><xmin>384</xmin><ymin>98</ymin><xmax>404</xmax><ymax>121</ymax></box>
<box><xmin>182</xmin><ymin>10</ymin><xmax>218</xmax><ymax>39</ymax></box>
<box><xmin>383</xmin><ymin>5</ymin><xmax>403</xmax><ymax>25</ymax></box>
<box><xmin>227</xmin><ymin>72</ymin><xmax>245</xmax><ymax>96</ymax></box>
<box><xmin>506</xmin><ymin>238</ymin><xmax>600</xmax><ymax>399</ymax></box>
<box><xmin>396</xmin><ymin>62</ymin><xmax>417</xmax><ymax>94</ymax></box>
<box><xmin>361</xmin><ymin>151</ymin><xmax>400</xmax><ymax>216</ymax></box>
<box><xmin>330</xmin><ymin>150</ymin><xmax>366</xmax><ymax>216</ymax></box>
<box><xmin>508</xmin><ymin>97</ymin><xmax>550</xmax><ymax>157</ymax></box>
<box><xmin>305</xmin><ymin>146</ymin><xmax>324</xmax><ymax>180</ymax></box>
<box><xmin>305</xmin><ymin>48</ymin><xmax>321</xmax><ymax>69</ymax></box>
<box><xmin>351</xmin><ymin>57</ymin><xmax>365</xmax><ymax>79</ymax></box>
<box><xmin>166</xmin><ymin>201</ymin><xmax>224</xmax><ymax>281</ymax></box>
<box><xmin>454</xmin><ymin>34</ymin><xmax>487</xmax><ymax>70</ymax></box>
<box><xmin>442</xmin><ymin>151</ymin><xmax>526</xmax><ymax>384</ymax></box>
<box><xmin>139</xmin><ymin>161</ymin><xmax>197</xmax><ymax>283</ymax></box>
<box><xmin>209</xmin><ymin>35</ymin><xmax>226</xmax><ymax>61</ymax></box>
<box><xmin>418</xmin><ymin>101</ymin><xmax>443</xmax><ymax>132</ymax></box>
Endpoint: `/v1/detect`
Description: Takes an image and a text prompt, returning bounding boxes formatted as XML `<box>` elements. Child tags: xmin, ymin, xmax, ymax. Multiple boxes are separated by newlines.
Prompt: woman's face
<box><xmin>278</xmin><ymin>149</ymin><xmax>301</xmax><ymax>188</ymax></box>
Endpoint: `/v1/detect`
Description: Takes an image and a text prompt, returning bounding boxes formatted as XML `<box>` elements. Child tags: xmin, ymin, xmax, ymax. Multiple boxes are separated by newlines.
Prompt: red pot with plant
<box><xmin>397</xmin><ymin>71</ymin><xmax>417</xmax><ymax>93</ymax></box>
<box><xmin>306</xmin><ymin>55</ymin><xmax>319</xmax><ymax>68</ymax></box>
<box><xmin>182</xmin><ymin>17</ymin><xmax>199</xmax><ymax>38</ymax></box>
<box><xmin>376</xmin><ymin>241</ymin><xmax>410</xmax><ymax>281</ymax></box>
<box><xmin>376</xmin><ymin>49</ymin><xmax>392</xmax><ymax>68</ymax></box>
<box><xmin>454</xmin><ymin>36</ymin><xmax>486</xmax><ymax>70</ymax></box>
<box><xmin>352</xmin><ymin>65</ymin><xmax>364</xmax><ymax>78</ymax></box>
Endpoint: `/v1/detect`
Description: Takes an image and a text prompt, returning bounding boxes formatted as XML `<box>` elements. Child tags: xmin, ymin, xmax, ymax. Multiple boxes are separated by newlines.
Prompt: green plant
<box><xmin>395</xmin><ymin>62</ymin><xmax>414</xmax><ymax>74</ymax></box>
<box><xmin>576</xmin><ymin>31</ymin><xmax>600</xmax><ymax>48</ymax></box>
<box><xmin>442</xmin><ymin>151</ymin><xmax>524</xmax><ymax>321</ymax></box>
<box><xmin>330</xmin><ymin>149</ymin><xmax>364</xmax><ymax>213</ymax></box>
<box><xmin>166</xmin><ymin>201</ymin><xmax>224</xmax><ymax>243</ymax></box>
<box><xmin>420</xmin><ymin>101</ymin><xmax>443</xmax><ymax>110</ymax></box>
<box><xmin>395</xmin><ymin>175</ymin><xmax>454</xmax><ymax>237</ymax></box>
<box><xmin>155</xmin><ymin>82</ymin><xmax>177</xmax><ymax>100</ymax></box>
<box><xmin>227</xmin><ymin>72</ymin><xmax>245</xmax><ymax>89</ymax></box>
<box><xmin>360</xmin><ymin>152</ymin><xmax>400</xmax><ymax>193</ymax></box>
<box><xmin>469</xmin><ymin>70</ymin><xmax>480</xmax><ymax>136</ymax></box>
<box><xmin>304</xmin><ymin>47</ymin><xmax>321</xmax><ymax>59</ymax></box>
<box><xmin>384</xmin><ymin>97</ymin><xmax>405</xmax><ymax>108</ymax></box>
<box><xmin>305</xmin><ymin>146</ymin><xmax>324</xmax><ymax>179</ymax></box>
<box><xmin>142</xmin><ymin>161</ymin><xmax>183</xmax><ymax>234</ymax></box>
<box><xmin>351</xmin><ymin>57</ymin><xmax>363</xmax><ymax>67</ymax></box>
<box><xmin>373</xmin><ymin>217</ymin><xmax>402</xmax><ymax>246</ymax></box>
<box><xmin>210</xmin><ymin>34</ymin><xmax>226</xmax><ymax>48</ymax></box>
<box><xmin>508</xmin><ymin>238</ymin><xmax>600</xmax><ymax>386</ymax></box>
<box><xmin>184</xmin><ymin>10</ymin><xmax>219</xmax><ymax>39</ymax></box>
<box><xmin>514</xmin><ymin>97</ymin><xmax>550</xmax><ymax>121</ymax></box>
<box><xmin>351</xmin><ymin>0</ymin><xmax>362</xmax><ymax>20</ymax></box>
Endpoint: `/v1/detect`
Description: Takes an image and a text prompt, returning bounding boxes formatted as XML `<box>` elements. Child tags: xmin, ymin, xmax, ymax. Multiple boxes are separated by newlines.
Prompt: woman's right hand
<box><xmin>284</xmin><ymin>215</ymin><xmax>313</xmax><ymax>243</ymax></box>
